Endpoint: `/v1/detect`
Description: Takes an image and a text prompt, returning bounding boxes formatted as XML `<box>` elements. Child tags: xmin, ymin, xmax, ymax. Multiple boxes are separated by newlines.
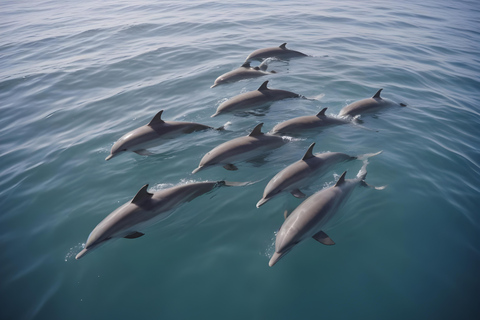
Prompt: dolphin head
<box><xmin>106</xmin><ymin>136</ymin><xmax>131</xmax><ymax>161</ymax></box>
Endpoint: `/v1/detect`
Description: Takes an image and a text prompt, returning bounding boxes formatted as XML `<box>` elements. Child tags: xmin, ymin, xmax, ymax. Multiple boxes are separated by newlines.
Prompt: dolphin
<box><xmin>106</xmin><ymin>110</ymin><xmax>222</xmax><ymax>160</ymax></box>
<box><xmin>245</xmin><ymin>43</ymin><xmax>308</xmax><ymax>63</ymax></box>
<box><xmin>211</xmin><ymin>81</ymin><xmax>302</xmax><ymax>117</ymax></box>
<box><xmin>270</xmin><ymin>108</ymin><xmax>350</xmax><ymax>135</ymax></box>
<box><xmin>192</xmin><ymin>123</ymin><xmax>286</xmax><ymax>173</ymax></box>
<box><xmin>210</xmin><ymin>62</ymin><xmax>276</xmax><ymax>88</ymax></box>
<box><xmin>256</xmin><ymin>143</ymin><xmax>381</xmax><ymax>207</ymax></box>
<box><xmin>269</xmin><ymin>161</ymin><xmax>385</xmax><ymax>267</ymax></box>
<box><xmin>338</xmin><ymin>89</ymin><xmax>404</xmax><ymax>117</ymax></box>
<box><xmin>76</xmin><ymin>181</ymin><xmax>246</xmax><ymax>259</ymax></box>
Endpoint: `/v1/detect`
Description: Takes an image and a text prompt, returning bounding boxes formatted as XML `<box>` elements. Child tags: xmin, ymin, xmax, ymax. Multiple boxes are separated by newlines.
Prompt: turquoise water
<box><xmin>1</xmin><ymin>0</ymin><xmax>480</xmax><ymax>319</ymax></box>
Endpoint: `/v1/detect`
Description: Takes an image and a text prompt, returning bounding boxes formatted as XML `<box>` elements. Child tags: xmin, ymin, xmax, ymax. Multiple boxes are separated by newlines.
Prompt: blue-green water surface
<box><xmin>1</xmin><ymin>1</ymin><xmax>479</xmax><ymax>319</ymax></box>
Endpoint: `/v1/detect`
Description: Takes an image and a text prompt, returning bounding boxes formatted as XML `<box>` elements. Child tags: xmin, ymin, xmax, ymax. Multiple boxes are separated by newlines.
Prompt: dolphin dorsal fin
<box><xmin>132</xmin><ymin>184</ymin><xmax>153</xmax><ymax>204</ymax></box>
<box><xmin>279</xmin><ymin>43</ymin><xmax>287</xmax><ymax>49</ymax></box>
<box><xmin>258</xmin><ymin>81</ymin><xmax>269</xmax><ymax>91</ymax></box>
<box><xmin>373</xmin><ymin>89</ymin><xmax>383</xmax><ymax>99</ymax></box>
<box><xmin>316</xmin><ymin>108</ymin><xmax>327</xmax><ymax>117</ymax></box>
<box><xmin>334</xmin><ymin>171</ymin><xmax>347</xmax><ymax>187</ymax></box>
<box><xmin>302</xmin><ymin>143</ymin><xmax>316</xmax><ymax>160</ymax></box>
<box><xmin>249</xmin><ymin>123</ymin><xmax>264</xmax><ymax>136</ymax></box>
<box><xmin>241</xmin><ymin>62</ymin><xmax>251</xmax><ymax>68</ymax></box>
<box><xmin>148</xmin><ymin>110</ymin><xmax>165</xmax><ymax>126</ymax></box>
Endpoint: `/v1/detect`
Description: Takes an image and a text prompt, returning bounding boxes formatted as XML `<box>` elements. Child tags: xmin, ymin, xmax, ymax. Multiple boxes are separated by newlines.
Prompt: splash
<box><xmin>262</xmin><ymin>231</ymin><xmax>277</xmax><ymax>259</ymax></box>
<box><xmin>65</xmin><ymin>243</ymin><xmax>85</xmax><ymax>262</ymax></box>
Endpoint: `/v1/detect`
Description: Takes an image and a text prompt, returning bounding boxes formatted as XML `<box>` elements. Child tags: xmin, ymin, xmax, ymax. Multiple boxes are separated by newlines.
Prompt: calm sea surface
<box><xmin>1</xmin><ymin>0</ymin><xmax>479</xmax><ymax>319</ymax></box>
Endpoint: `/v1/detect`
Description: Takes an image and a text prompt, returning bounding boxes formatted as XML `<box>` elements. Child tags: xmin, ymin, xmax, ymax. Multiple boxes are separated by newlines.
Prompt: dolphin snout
<box><xmin>75</xmin><ymin>248</ymin><xmax>89</xmax><ymax>260</ymax></box>
<box><xmin>105</xmin><ymin>154</ymin><xmax>114</xmax><ymax>161</ymax></box>
<box><xmin>210</xmin><ymin>83</ymin><xmax>218</xmax><ymax>88</ymax></box>
<box><xmin>256</xmin><ymin>198</ymin><xmax>270</xmax><ymax>208</ymax></box>
<box><xmin>192</xmin><ymin>166</ymin><xmax>203</xmax><ymax>174</ymax></box>
<box><xmin>268</xmin><ymin>252</ymin><xmax>284</xmax><ymax>267</ymax></box>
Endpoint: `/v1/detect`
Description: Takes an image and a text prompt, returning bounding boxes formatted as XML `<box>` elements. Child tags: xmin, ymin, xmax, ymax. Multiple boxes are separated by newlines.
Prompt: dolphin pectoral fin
<box><xmin>134</xmin><ymin>149</ymin><xmax>154</xmax><ymax>156</ymax></box>
<box><xmin>312</xmin><ymin>231</ymin><xmax>335</xmax><ymax>245</ymax></box>
<box><xmin>284</xmin><ymin>210</ymin><xmax>290</xmax><ymax>220</ymax></box>
<box><xmin>124</xmin><ymin>231</ymin><xmax>145</xmax><ymax>239</ymax></box>
<box><xmin>291</xmin><ymin>189</ymin><xmax>306</xmax><ymax>198</ymax></box>
<box><xmin>223</xmin><ymin>164</ymin><xmax>238</xmax><ymax>171</ymax></box>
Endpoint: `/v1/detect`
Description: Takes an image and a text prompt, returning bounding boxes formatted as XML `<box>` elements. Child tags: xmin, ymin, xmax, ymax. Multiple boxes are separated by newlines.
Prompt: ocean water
<box><xmin>1</xmin><ymin>0</ymin><xmax>479</xmax><ymax>319</ymax></box>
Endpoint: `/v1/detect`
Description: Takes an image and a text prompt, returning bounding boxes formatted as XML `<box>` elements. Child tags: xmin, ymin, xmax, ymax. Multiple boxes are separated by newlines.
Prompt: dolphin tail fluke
<box><xmin>356</xmin><ymin>160</ymin><xmax>387</xmax><ymax>190</ymax></box>
<box><xmin>356</xmin><ymin>150</ymin><xmax>382</xmax><ymax>161</ymax></box>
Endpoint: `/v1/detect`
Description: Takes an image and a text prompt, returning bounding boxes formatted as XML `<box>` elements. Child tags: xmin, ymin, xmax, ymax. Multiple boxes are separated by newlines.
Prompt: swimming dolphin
<box><xmin>269</xmin><ymin>161</ymin><xmax>385</xmax><ymax>267</ymax></box>
<box><xmin>76</xmin><ymin>181</ymin><xmax>246</xmax><ymax>259</ymax></box>
<box><xmin>211</xmin><ymin>81</ymin><xmax>301</xmax><ymax>117</ymax></box>
<box><xmin>338</xmin><ymin>89</ymin><xmax>404</xmax><ymax>117</ymax></box>
<box><xmin>106</xmin><ymin>110</ymin><xmax>222</xmax><ymax>160</ymax></box>
<box><xmin>256</xmin><ymin>143</ymin><xmax>381</xmax><ymax>207</ymax></box>
<box><xmin>192</xmin><ymin>123</ymin><xmax>286</xmax><ymax>173</ymax></box>
<box><xmin>245</xmin><ymin>43</ymin><xmax>308</xmax><ymax>63</ymax></box>
<box><xmin>270</xmin><ymin>108</ymin><xmax>350</xmax><ymax>135</ymax></box>
<box><xmin>210</xmin><ymin>62</ymin><xmax>276</xmax><ymax>88</ymax></box>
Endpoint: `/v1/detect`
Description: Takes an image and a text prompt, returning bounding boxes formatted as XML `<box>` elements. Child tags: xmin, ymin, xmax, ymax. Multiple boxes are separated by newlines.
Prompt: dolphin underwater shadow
<box><xmin>106</xmin><ymin>110</ymin><xmax>224</xmax><ymax>161</ymax></box>
<box><xmin>76</xmin><ymin>181</ymin><xmax>248</xmax><ymax>260</ymax></box>
<box><xmin>269</xmin><ymin>160</ymin><xmax>386</xmax><ymax>267</ymax></box>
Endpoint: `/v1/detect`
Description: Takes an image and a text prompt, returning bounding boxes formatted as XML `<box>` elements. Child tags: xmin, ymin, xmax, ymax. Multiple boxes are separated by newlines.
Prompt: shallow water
<box><xmin>1</xmin><ymin>0</ymin><xmax>480</xmax><ymax>319</ymax></box>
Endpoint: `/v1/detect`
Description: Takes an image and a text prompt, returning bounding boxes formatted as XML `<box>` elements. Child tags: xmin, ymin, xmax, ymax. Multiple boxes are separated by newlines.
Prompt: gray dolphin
<box><xmin>245</xmin><ymin>43</ymin><xmax>308</xmax><ymax>63</ymax></box>
<box><xmin>106</xmin><ymin>110</ymin><xmax>222</xmax><ymax>160</ymax></box>
<box><xmin>256</xmin><ymin>143</ymin><xmax>381</xmax><ymax>207</ymax></box>
<box><xmin>192</xmin><ymin>123</ymin><xmax>286</xmax><ymax>173</ymax></box>
<box><xmin>210</xmin><ymin>62</ymin><xmax>276</xmax><ymax>88</ymax></box>
<box><xmin>76</xmin><ymin>181</ymin><xmax>246</xmax><ymax>259</ymax></box>
<box><xmin>211</xmin><ymin>81</ymin><xmax>301</xmax><ymax>117</ymax></box>
<box><xmin>270</xmin><ymin>108</ymin><xmax>350</xmax><ymax>135</ymax></box>
<box><xmin>338</xmin><ymin>89</ymin><xmax>404</xmax><ymax>117</ymax></box>
<box><xmin>269</xmin><ymin>161</ymin><xmax>385</xmax><ymax>267</ymax></box>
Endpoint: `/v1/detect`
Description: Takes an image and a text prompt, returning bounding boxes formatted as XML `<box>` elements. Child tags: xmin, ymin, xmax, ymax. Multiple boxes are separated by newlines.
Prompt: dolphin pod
<box><xmin>76</xmin><ymin>181</ymin><xmax>247</xmax><ymax>259</ymax></box>
<box><xmin>270</xmin><ymin>108</ymin><xmax>350</xmax><ymax>135</ymax></box>
<box><xmin>211</xmin><ymin>81</ymin><xmax>301</xmax><ymax>117</ymax></box>
<box><xmin>244</xmin><ymin>43</ymin><xmax>308</xmax><ymax>63</ymax></box>
<box><xmin>106</xmin><ymin>110</ymin><xmax>222</xmax><ymax>161</ymax></box>
<box><xmin>256</xmin><ymin>143</ymin><xmax>382</xmax><ymax>207</ymax></box>
<box><xmin>75</xmin><ymin>41</ymin><xmax>394</xmax><ymax>265</ymax></box>
<box><xmin>211</xmin><ymin>62</ymin><xmax>276</xmax><ymax>88</ymax></box>
<box><xmin>269</xmin><ymin>161</ymin><xmax>385</xmax><ymax>267</ymax></box>
<box><xmin>192</xmin><ymin>123</ymin><xmax>286</xmax><ymax>173</ymax></box>
<box><xmin>338</xmin><ymin>89</ymin><xmax>404</xmax><ymax>117</ymax></box>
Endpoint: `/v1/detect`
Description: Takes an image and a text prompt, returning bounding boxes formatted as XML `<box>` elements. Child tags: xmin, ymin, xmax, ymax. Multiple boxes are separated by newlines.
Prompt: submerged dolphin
<box><xmin>76</xmin><ymin>181</ymin><xmax>246</xmax><ymax>259</ymax></box>
<box><xmin>245</xmin><ymin>43</ymin><xmax>308</xmax><ymax>63</ymax></box>
<box><xmin>338</xmin><ymin>89</ymin><xmax>404</xmax><ymax>117</ymax></box>
<box><xmin>210</xmin><ymin>62</ymin><xmax>276</xmax><ymax>88</ymax></box>
<box><xmin>269</xmin><ymin>161</ymin><xmax>385</xmax><ymax>267</ymax></box>
<box><xmin>192</xmin><ymin>123</ymin><xmax>286</xmax><ymax>173</ymax></box>
<box><xmin>211</xmin><ymin>81</ymin><xmax>301</xmax><ymax>117</ymax></box>
<box><xmin>256</xmin><ymin>143</ymin><xmax>381</xmax><ymax>207</ymax></box>
<box><xmin>270</xmin><ymin>108</ymin><xmax>350</xmax><ymax>135</ymax></box>
<box><xmin>106</xmin><ymin>110</ymin><xmax>222</xmax><ymax>160</ymax></box>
